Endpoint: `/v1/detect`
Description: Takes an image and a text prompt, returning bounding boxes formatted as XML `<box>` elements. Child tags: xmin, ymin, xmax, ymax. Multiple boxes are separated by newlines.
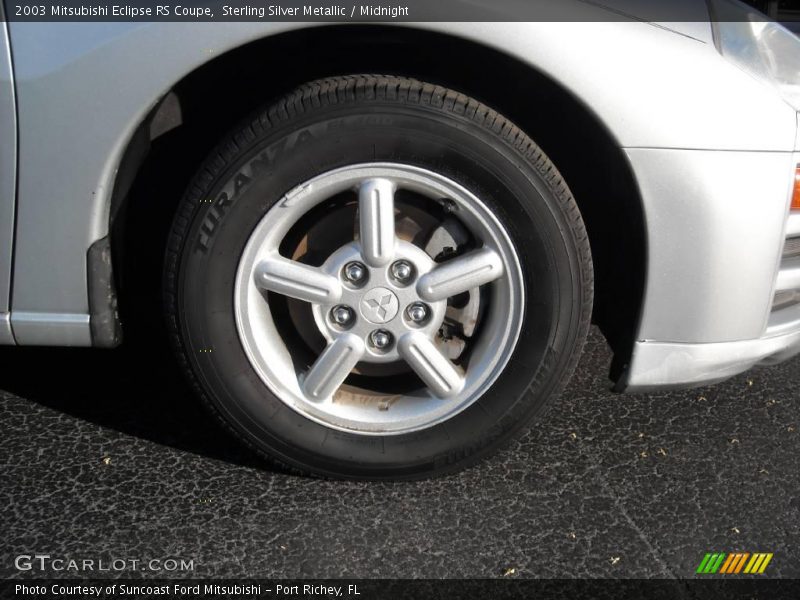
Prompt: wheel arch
<box><xmin>110</xmin><ymin>24</ymin><xmax>647</xmax><ymax>383</ymax></box>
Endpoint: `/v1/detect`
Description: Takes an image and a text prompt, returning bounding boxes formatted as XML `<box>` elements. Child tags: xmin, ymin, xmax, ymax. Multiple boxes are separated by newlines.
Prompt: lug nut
<box><xmin>330</xmin><ymin>305</ymin><xmax>355</xmax><ymax>327</ymax></box>
<box><xmin>406</xmin><ymin>302</ymin><xmax>429</xmax><ymax>324</ymax></box>
<box><xmin>343</xmin><ymin>262</ymin><xmax>367</xmax><ymax>285</ymax></box>
<box><xmin>390</xmin><ymin>260</ymin><xmax>414</xmax><ymax>283</ymax></box>
<box><xmin>369</xmin><ymin>329</ymin><xmax>393</xmax><ymax>350</ymax></box>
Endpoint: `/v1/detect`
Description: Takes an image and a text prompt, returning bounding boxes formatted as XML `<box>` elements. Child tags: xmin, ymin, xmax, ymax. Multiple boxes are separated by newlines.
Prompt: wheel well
<box><xmin>112</xmin><ymin>25</ymin><xmax>646</xmax><ymax>383</ymax></box>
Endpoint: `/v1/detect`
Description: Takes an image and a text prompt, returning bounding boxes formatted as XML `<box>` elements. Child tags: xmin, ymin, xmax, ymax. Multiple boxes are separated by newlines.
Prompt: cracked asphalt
<box><xmin>0</xmin><ymin>327</ymin><xmax>798</xmax><ymax>579</ymax></box>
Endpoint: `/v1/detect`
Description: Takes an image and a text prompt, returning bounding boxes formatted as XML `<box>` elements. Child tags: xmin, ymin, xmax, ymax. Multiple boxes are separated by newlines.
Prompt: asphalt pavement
<box><xmin>0</xmin><ymin>328</ymin><xmax>798</xmax><ymax>579</ymax></box>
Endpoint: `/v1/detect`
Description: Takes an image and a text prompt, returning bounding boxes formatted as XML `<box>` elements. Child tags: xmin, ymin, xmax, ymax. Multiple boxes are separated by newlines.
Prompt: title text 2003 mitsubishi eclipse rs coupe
<box><xmin>0</xmin><ymin>0</ymin><xmax>799</xmax><ymax>478</ymax></box>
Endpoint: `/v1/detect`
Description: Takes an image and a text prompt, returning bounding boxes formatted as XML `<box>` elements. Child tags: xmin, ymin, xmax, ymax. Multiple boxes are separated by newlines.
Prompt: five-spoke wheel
<box><xmin>167</xmin><ymin>75</ymin><xmax>592</xmax><ymax>478</ymax></box>
<box><xmin>235</xmin><ymin>164</ymin><xmax>523</xmax><ymax>433</ymax></box>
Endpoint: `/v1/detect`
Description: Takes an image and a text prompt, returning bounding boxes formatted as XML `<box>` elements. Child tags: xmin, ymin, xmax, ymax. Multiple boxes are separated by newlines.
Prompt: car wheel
<box><xmin>164</xmin><ymin>75</ymin><xmax>593</xmax><ymax>479</ymax></box>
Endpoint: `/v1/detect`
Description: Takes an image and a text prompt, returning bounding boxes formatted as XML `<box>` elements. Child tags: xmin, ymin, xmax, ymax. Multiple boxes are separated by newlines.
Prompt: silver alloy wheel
<box><xmin>234</xmin><ymin>163</ymin><xmax>524</xmax><ymax>434</ymax></box>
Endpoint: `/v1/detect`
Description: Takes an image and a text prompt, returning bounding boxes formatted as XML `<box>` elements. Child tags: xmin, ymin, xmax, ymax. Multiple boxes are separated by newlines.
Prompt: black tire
<box><xmin>164</xmin><ymin>75</ymin><xmax>593</xmax><ymax>479</ymax></box>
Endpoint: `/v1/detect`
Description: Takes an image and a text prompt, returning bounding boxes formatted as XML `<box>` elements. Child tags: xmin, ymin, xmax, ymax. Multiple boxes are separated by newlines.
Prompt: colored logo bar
<box><xmin>696</xmin><ymin>552</ymin><xmax>773</xmax><ymax>574</ymax></box>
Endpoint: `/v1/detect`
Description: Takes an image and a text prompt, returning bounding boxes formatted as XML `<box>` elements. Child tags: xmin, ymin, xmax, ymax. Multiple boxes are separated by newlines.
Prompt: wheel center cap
<box><xmin>360</xmin><ymin>287</ymin><xmax>400</xmax><ymax>324</ymax></box>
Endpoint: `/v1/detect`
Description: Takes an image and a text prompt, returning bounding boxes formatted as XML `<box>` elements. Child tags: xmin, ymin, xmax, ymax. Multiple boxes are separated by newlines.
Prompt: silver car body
<box><xmin>1</xmin><ymin>4</ymin><xmax>799</xmax><ymax>391</ymax></box>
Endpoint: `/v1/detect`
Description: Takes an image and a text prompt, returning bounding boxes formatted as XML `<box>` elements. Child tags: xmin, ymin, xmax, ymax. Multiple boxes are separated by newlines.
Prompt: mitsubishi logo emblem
<box><xmin>360</xmin><ymin>287</ymin><xmax>400</xmax><ymax>324</ymax></box>
<box><xmin>367</xmin><ymin>295</ymin><xmax>393</xmax><ymax>319</ymax></box>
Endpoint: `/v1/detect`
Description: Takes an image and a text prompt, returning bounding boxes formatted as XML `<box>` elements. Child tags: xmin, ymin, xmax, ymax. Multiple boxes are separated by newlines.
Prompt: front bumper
<box><xmin>624</xmin><ymin>315</ymin><xmax>800</xmax><ymax>392</ymax></box>
<box><xmin>623</xmin><ymin>147</ymin><xmax>800</xmax><ymax>392</ymax></box>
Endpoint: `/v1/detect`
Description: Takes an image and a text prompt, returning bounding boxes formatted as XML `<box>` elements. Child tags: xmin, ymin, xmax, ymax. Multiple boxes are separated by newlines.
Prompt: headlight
<box><xmin>711</xmin><ymin>0</ymin><xmax>800</xmax><ymax>110</ymax></box>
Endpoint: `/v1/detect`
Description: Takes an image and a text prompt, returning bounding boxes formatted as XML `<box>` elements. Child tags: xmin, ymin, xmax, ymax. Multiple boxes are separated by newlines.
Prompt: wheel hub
<box><xmin>311</xmin><ymin>241</ymin><xmax>448</xmax><ymax>363</ymax></box>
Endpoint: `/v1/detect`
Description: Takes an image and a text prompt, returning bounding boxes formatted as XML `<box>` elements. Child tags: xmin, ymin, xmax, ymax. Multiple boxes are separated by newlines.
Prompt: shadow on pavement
<box><xmin>0</xmin><ymin>331</ymin><xmax>267</xmax><ymax>470</ymax></box>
